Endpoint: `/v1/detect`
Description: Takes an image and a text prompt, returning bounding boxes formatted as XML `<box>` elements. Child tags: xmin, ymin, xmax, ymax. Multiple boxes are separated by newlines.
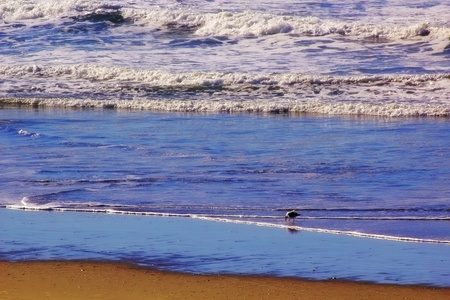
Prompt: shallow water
<box><xmin>2</xmin><ymin>209</ymin><xmax>449</xmax><ymax>287</ymax></box>
<box><xmin>1</xmin><ymin>108</ymin><xmax>449</xmax><ymax>243</ymax></box>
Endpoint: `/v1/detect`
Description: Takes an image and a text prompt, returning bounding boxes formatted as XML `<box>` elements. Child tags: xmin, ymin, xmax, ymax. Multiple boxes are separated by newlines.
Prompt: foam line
<box><xmin>194</xmin><ymin>216</ymin><xmax>450</xmax><ymax>245</ymax></box>
<box><xmin>6</xmin><ymin>204</ymin><xmax>450</xmax><ymax>245</ymax></box>
<box><xmin>2</xmin><ymin>97</ymin><xmax>449</xmax><ymax>118</ymax></box>
<box><xmin>1</xmin><ymin>65</ymin><xmax>448</xmax><ymax>86</ymax></box>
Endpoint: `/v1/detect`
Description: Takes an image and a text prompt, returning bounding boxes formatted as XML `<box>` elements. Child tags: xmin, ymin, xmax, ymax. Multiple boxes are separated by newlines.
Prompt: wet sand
<box><xmin>1</xmin><ymin>261</ymin><xmax>448</xmax><ymax>300</ymax></box>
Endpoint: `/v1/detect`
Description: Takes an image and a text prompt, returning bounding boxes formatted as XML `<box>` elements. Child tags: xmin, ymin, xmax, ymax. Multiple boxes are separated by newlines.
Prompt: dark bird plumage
<box><xmin>285</xmin><ymin>210</ymin><xmax>300</xmax><ymax>221</ymax></box>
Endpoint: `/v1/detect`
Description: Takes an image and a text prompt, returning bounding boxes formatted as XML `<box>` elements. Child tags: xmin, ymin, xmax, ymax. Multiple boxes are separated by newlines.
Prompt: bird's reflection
<box><xmin>286</xmin><ymin>227</ymin><xmax>300</xmax><ymax>234</ymax></box>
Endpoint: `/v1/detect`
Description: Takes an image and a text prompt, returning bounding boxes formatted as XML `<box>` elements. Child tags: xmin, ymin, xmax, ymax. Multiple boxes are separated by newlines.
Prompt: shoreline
<box><xmin>1</xmin><ymin>208</ymin><xmax>450</xmax><ymax>287</ymax></box>
<box><xmin>1</xmin><ymin>260</ymin><xmax>449</xmax><ymax>300</ymax></box>
<box><xmin>6</xmin><ymin>205</ymin><xmax>449</xmax><ymax>245</ymax></box>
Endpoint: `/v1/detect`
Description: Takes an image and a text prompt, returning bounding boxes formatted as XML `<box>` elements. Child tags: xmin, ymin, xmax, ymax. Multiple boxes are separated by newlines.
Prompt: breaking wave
<box><xmin>1</xmin><ymin>0</ymin><xmax>449</xmax><ymax>40</ymax></box>
<box><xmin>122</xmin><ymin>8</ymin><xmax>450</xmax><ymax>39</ymax></box>
<box><xmin>1</xmin><ymin>64</ymin><xmax>449</xmax><ymax>117</ymax></box>
<box><xmin>2</xmin><ymin>97</ymin><xmax>449</xmax><ymax>118</ymax></box>
<box><xmin>1</xmin><ymin>64</ymin><xmax>449</xmax><ymax>86</ymax></box>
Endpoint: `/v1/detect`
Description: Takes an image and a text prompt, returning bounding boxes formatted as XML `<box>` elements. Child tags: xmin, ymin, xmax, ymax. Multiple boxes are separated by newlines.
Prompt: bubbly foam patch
<box><xmin>120</xmin><ymin>7</ymin><xmax>450</xmax><ymax>39</ymax></box>
<box><xmin>1</xmin><ymin>97</ymin><xmax>449</xmax><ymax>118</ymax></box>
<box><xmin>0</xmin><ymin>64</ymin><xmax>449</xmax><ymax>117</ymax></box>
<box><xmin>1</xmin><ymin>1</ymin><xmax>449</xmax><ymax>40</ymax></box>
<box><xmin>0</xmin><ymin>64</ymin><xmax>448</xmax><ymax>87</ymax></box>
<box><xmin>0</xmin><ymin>0</ymin><xmax>101</xmax><ymax>21</ymax></box>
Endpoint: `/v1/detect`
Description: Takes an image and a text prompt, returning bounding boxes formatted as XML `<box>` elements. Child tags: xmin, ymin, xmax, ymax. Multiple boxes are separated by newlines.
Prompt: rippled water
<box><xmin>1</xmin><ymin>108</ymin><xmax>449</xmax><ymax>243</ymax></box>
<box><xmin>0</xmin><ymin>0</ymin><xmax>449</xmax><ymax>285</ymax></box>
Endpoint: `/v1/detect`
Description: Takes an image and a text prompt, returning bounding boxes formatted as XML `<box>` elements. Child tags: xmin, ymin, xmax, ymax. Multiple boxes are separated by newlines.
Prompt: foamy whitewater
<box><xmin>0</xmin><ymin>0</ymin><xmax>449</xmax><ymax>116</ymax></box>
<box><xmin>0</xmin><ymin>0</ymin><xmax>450</xmax><ymax>286</ymax></box>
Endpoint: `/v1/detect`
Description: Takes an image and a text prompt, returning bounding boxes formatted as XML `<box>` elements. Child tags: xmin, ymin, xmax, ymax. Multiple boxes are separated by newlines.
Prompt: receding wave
<box><xmin>195</xmin><ymin>216</ymin><xmax>450</xmax><ymax>244</ymax></box>
<box><xmin>6</xmin><ymin>203</ymin><xmax>450</xmax><ymax>245</ymax></box>
<box><xmin>5</xmin><ymin>197</ymin><xmax>450</xmax><ymax>244</ymax></box>
<box><xmin>196</xmin><ymin>217</ymin><xmax>450</xmax><ymax>244</ymax></box>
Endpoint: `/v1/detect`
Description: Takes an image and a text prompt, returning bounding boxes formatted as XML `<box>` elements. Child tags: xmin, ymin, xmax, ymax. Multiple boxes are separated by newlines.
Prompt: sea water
<box><xmin>1</xmin><ymin>108</ymin><xmax>449</xmax><ymax>243</ymax></box>
<box><xmin>0</xmin><ymin>0</ymin><xmax>449</xmax><ymax>286</ymax></box>
<box><xmin>0</xmin><ymin>0</ymin><xmax>449</xmax><ymax>116</ymax></box>
<box><xmin>2</xmin><ymin>208</ymin><xmax>450</xmax><ymax>286</ymax></box>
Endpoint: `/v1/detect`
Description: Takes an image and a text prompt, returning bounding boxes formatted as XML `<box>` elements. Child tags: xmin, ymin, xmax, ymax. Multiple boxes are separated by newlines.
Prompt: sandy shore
<box><xmin>1</xmin><ymin>261</ymin><xmax>448</xmax><ymax>300</ymax></box>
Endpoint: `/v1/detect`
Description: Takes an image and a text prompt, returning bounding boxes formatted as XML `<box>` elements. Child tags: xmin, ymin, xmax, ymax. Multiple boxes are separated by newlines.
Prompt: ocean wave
<box><xmin>6</xmin><ymin>65</ymin><xmax>450</xmax><ymax>90</ymax></box>
<box><xmin>124</xmin><ymin>8</ymin><xmax>450</xmax><ymax>39</ymax></box>
<box><xmin>1</xmin><ymin>64</ymin><xmax>449</xmax><ymax>87</ymax></box>
<box><xmin>0</xmin><ymin>0</ymin><xmax>104</xmax><ymax>21</ymax></box>
<box><xmin>12</xmin><ymin>205</ymin><xmax>449</xmax><ymax>222</ymax></box>
<box><xmin>15</xmin><ymin>196</ymin><xmax>450</xmax><ymax>214</ymax></box>
<box><xmin>1</xmin><ymin>1</ymin><xmax>449</xmax><ymax>40</ymax></box>
<box><xmin>2</xmin><ymin>97</ymin><xmax>449</xmax><ymax>118</ymax></box>
<box><xmin>1</xmin><ymin>67</ymin><xmax>449</xmax><ymax>118</ymax></box>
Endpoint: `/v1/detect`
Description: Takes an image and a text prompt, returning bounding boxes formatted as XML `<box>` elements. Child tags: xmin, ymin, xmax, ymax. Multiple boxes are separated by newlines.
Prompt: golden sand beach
<box><xmin>1</xmin><ymin>261</ymin><xmax>448</xmax><ymax>300</ymax></box>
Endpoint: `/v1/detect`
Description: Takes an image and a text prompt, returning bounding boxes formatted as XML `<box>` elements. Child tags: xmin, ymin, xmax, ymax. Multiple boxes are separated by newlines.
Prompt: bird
<box><xmin>285</xmin><ymin>210</ymin><xmax>300</xmax><ymax>221</ymax></box>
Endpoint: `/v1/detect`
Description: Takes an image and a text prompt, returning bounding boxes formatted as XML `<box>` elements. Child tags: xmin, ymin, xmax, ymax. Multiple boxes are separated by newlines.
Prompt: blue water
<box><xmin>2</xmin><ymin>209</ymin><xmax>450</xmax><ymax>286</ymax></box>
<box><xmin>1</xmin><ymin>108</ymin><xmax>449</xmax><ymax>242</ymax></box>
<box><xmin>0</xmin><ymin>0</ymin><xmax>449</xmax><ymax>286</ymax></box>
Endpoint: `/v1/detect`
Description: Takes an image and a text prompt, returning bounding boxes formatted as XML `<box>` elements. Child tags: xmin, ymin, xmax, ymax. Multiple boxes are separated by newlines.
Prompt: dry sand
<box><xmin>1</xmin><ymin>261</ymin><xmax>448</xmax><ymax>300</ymax></box>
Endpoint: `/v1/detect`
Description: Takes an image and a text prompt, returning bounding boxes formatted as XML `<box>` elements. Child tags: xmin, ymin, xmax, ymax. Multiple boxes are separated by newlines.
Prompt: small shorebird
<box><xmin>285</xmin><ymin>210</ymin><xmax>300</xmax><ymax>221</ymax></box>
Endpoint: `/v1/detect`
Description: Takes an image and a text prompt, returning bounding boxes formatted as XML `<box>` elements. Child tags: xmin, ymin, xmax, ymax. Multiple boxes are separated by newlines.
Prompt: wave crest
<box><xmin>1</xmin><ymin>64</ymin><xmax>449</xmax><ymax>86</ymax></box>
<box><xmin>1</xmin><ymin>1</ymin><xmax>449</xmax><ymax>40</ymax></box>
<box><xmin>1</xmin><ymin>96</ymin><xmax>449</xmax><ymax>118</ymax></box>
<box><xmin>122</xmin><ymin>8</ymin><xmax>450</xmax><ymax>39</ymax></box>
<box><xmin>0</xmin><ymin>0</ymin><xmax>102</xmax><ymax>21</ymax></box>
<box><xmin>1</xmin><ymin>64</ymin><xmax>449</xmax><ymax>117</ymax></box>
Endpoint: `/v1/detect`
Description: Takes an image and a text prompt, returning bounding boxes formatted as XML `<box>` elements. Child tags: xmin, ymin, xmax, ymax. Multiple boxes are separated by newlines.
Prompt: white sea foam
<box><xmin>18</xmin><ymin>128</ymin><xmax>40</xmax><ymax>137</ymax></box>
<box><xmin>1</xmin><ymin>97</ymin><xmax>449</xmax><ymax>117</ymax></box>
<box><xmin>181</xmin><ymin>10</ymin><xmax>449</xmax><ymax>39</ymax></box>
<box><xmin>1</xmin><ymin>64</ymin><xmax>449</xmax><ymax>117</ymax></box>
<box><xmin>11</xmin><ymin>196</ymin><xmax>54</xmax><ymax>210</ymax></box>
<box><xmin>0</xmin><ymin>0</ymin><xmax>102</xmax><ymax>21</ymax></box>
<box><xmin>2</xmin><ymin>64</ymin><xmax>449</xmax><ymax>86</ymax></box>
<box><xmin>1</xmin><ymin>1</ymin><xmax>449</xmax><ymax>40</ymax></box>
